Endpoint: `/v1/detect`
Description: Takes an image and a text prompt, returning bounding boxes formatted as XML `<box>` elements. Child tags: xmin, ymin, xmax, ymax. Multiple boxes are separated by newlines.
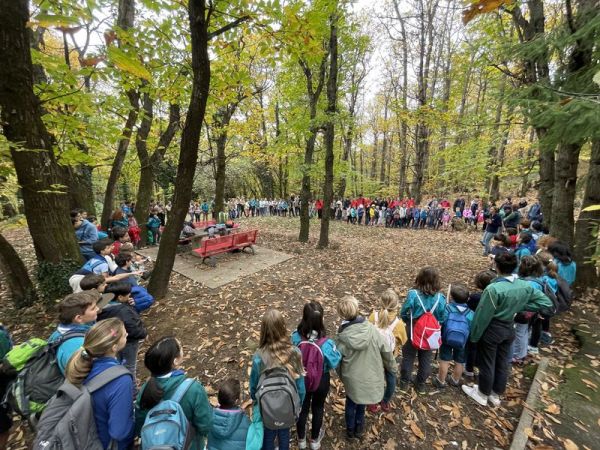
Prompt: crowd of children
<box><xmin>0</xmin><ymin>194</ymin><xmax>578</xmax><ymax>449</ymax></box>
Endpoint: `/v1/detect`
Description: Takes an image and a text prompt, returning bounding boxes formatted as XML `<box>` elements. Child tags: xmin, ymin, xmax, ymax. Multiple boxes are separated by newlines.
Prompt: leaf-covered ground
<box><xmin>0</xmin><ymin>217</ymin><xmax>589</xmax><ymax>449</ymax></box>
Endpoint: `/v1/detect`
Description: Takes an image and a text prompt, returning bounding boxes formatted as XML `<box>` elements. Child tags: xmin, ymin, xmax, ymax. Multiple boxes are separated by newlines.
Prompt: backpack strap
<box><xmin>430</xmin><ymin>293</ymin><xmax>441</xmax><ymax>314</ymax></box>
<box><xmin>387</xmin><ymin>317</ymin><xmax>400</xmax><ymax>333</ymax></box>
<box><xmin>171</xmin><ymin>378</ymin><xmax>194</xmax><ymax>404</ymax></box>
<box><xmin>85</xmin><ymin>365</ymin><xmax>131</xmax><ymax>393</ymax></box>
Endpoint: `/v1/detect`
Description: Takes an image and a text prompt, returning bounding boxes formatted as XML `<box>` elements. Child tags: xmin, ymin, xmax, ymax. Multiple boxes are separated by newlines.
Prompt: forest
<box><xmin>0</xmin><ymin>0</ymin><xmax>599</xmax><ymax>303</ymax></box>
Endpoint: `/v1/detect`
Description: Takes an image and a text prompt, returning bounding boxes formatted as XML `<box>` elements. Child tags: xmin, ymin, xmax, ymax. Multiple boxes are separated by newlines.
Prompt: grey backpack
<box><xmin>256</xmin><ymin>366</ymin><xmax>301</xmax><ymax>430</ymax></box>
<box><xmin>33</xmin><ymin>365</ymin><xmax>131</xmax><ymax>450</ymax></box>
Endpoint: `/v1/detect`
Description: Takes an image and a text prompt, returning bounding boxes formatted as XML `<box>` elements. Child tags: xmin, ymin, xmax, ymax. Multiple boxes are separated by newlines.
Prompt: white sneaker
<box><xmin>298</xmin><ymin>437</ymin><xmax>307</xmax><ymax>449</ymax></box>
<box><xmin>489</xmin><ymin>392</ymin><xmax>501</xmax><ymax>407</ymax></box>
<box><xmin>310</xmin><ymin>427</ymin><xmax>325</xmax><ymax>450</ymax></box>
<box><xmin>528</xmin><ymin>345</ymin><xmax>539</xmax><ymax>355</ymax></box>
<box><xmin>462</xmin><ymin>384</ymin><xmax>488</xmax><ymax>406</ymax></box>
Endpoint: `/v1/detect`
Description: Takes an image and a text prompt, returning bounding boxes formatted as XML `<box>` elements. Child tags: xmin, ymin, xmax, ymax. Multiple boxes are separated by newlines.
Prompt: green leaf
<box><xmin>107</xmin><ymin>47</ymin><xmax>152</xmax><ymax>81</ymax></box>
<box><xmin>582</xmin><ymin>204</ymin><xmax>600</xmax><ymax>212</ymax></box>
<box><xmin>33</xmin><ymin>13</ymin><xmax>80</xmax><ymax>28</ymax></box>
<box><xmin>593</xmin><ymin>70</ymin><xmax>600</xmax><ymax>87</ymax></box>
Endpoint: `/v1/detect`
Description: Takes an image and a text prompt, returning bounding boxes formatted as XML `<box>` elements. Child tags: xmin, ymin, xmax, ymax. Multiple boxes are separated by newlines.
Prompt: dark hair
<box><xmin>112</xmin><ymin>226</ymin><xmax>128</xmax><ymax>240</ymax></box>
<box><xmin>494</xmin><ymin>252</ymin><xmax>518</xmax><ymax>275</ymax></box>
<box><xmin>531</xmin><ymin>221</ymin><xmax>543</xmax><ymax>232</ymax></box>
<box><xmin>140</xmin><ymin>337</ymin><xmax>183</xmax><ymax>409</ymax></box>
<box><xmin>218</xmin><ymin>379</ymin><xmax>241</xmax><ymax>409</ymax></box>
<box><xmin>493</xmin><ymin>233</ymin><xmax>511</xmax><ymax>247</ymax></box>
<box><xmin>87</xmin><ymin>215</ymin><xmax>97</xmax><ymax>224</ymax></box>
<box><xmin>518</xmin><ymin>255</ymin><xmax>544</xmax><ymax>278</ymax></box>
<box><xmin>548</xmin><ymin>241</ymin><xmax>573</xmax><ymax>264</ymax></box>
<box><xmin>450</xmin><ymin>283</ymin><xmax>469</xmax><ymax>303</ymax></box>
<box><xmin>70</xmin><ymin>209</ymin><xmax>81</xmax><ymax>219</ymax></box>
<box><xmin>519</xmin><ymin>232</ymin><xmax>532</xmax><ymax>244</ymax></box>
<box><xmin>542</xmin><ymin>224</ymin><xmax>550</xmax><ymax>234</ymax></box>
<box><xmin>474</xmin><ymin>270</ymin><xmax>496</xmax><ymax>290</ymax></box>
<box><xmin>105</xmin><ymin>281</ymin><xmax>131</xmax><ymax>297</ymax></box>
<box><xmin>297</xmin><ymin>301</ymin><xmax>326</xmax><ymax>339</ymax></box>
<box><xmin>80</xmin><ymin>274</ymin><xmax>105</xmax><ymax>291</ymax></box>
<box><xmin>415</xmin><ymin>266</ymin><xmax>441</xmax><ymax>296</ymax></box>
<box><xmin>115</xmin><ymin>253</ymin><xmax>132</xmax><ymax>268</ymax></box>
<box><xmin>58</xmin><ymin>291</ymin><xmax>97</xmax><ymax>324</ymax></box>
<box><xmin>93</xmin><ymin>238</ymin><xmax>113</xmax><ymax>254</ymax></box>
<box><xmin>506</xmin><ymin>227</ymin><xmax>518</xmax><ymax>236</ymax></box>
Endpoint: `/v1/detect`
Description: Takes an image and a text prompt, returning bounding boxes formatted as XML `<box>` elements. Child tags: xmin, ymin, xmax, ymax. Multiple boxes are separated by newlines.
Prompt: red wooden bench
<box><xmin>192</xmin><ymin>229</ymin><xmax>258</xmax><ymax>267</ymax></box>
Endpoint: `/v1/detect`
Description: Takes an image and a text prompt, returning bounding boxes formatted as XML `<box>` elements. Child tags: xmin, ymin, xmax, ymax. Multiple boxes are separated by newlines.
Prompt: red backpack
<box><xmin>410</xmin><ymin>291</ymin><xmax>443</xmax><ymax>350</ymax></box>
<box><xmin>297</xmin><ymin>337</ymin><xmax>327</xmax><ymax>392</ymax></box>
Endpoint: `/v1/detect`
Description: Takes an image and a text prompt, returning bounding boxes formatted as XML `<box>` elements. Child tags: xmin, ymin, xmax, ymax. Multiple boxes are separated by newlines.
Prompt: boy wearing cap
<box><xmin>47</xmin><ymin>290</ymin><xmax>110</xmax><ymax>374</ymax></box>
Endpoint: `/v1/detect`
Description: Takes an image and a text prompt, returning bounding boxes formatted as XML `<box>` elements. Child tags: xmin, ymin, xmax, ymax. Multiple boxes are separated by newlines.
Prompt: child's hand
<box><xmin>128</xmin><ymin>298</ymin><xmax>135</xmax><ymax>306</ymax></box>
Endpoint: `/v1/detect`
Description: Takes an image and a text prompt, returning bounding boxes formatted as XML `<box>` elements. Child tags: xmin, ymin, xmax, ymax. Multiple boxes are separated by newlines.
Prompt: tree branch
<box><xmin>208</xmin><ymin>16</ymin><xmax>250</xmax><ymax>40</ymax></box>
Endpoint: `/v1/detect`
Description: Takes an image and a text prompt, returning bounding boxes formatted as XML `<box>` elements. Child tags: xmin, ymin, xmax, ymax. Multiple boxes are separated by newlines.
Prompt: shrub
<box><xmin>36</xmin><ymin>259</ymin><xmax>80</xmax><ymax>304</ymax></box>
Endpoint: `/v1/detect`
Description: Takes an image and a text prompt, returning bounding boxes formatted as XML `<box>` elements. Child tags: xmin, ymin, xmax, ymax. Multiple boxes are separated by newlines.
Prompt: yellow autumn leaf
<box><xmin>107</xmin><ymin>46</ymin><xmax>152</xmax><ymax>81</ymax></box>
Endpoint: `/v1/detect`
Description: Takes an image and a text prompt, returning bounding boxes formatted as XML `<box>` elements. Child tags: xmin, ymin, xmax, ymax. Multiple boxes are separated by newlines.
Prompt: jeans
<box><xmin>511</xmin><ymin>323</ymin><xmax>529</xmax><ymax>360</ymax></box>
<box><xmin>297</xmin><ymin>372</ymin><xmax>330</xmax><ymax>440</ymax></box>
<box><xmin>400</xmin><ymin>325</ymin><xmax>434</xmax><ymax>384</ymax></box>
<box><xmin>344</xmin><ymin>396</ymin><xmax>365</xmax><ymax>432</ymax></box>
<box><xmin>120</xmin><ymin>339</ymin><xmax>140</xmax><ymax>378</ymax></box>
<box><xmin>383</xmin><ymin>370</ymin><xmax>396</xmax><ymax>403</ymax></box>
<box><xmin>465</xmin><ymin>340</ymin><xmax>478</xmax><ymax>373</ymax></box>
<box><xmin>476</xmin><ymin>319</ymin><xmax>514</xmax><ymax>395</ymax></box>
<box><xmin>482</xmin><ymin>231</ymin><xmax>495</xmax><ymax>255</ymax></box>
<box><xmin>530</xmin><ymin>316</ymin><xmax>550</xmax><ymax>347</ymax></box>
<box><xmin>263</xmin><ymin>427</ymin><xmax>290</xmax><ymax>450</ymax></box>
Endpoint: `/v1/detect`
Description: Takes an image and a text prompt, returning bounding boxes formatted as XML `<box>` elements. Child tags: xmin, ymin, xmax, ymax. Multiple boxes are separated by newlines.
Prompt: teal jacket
<box><xmin>207</xmin><ymin>407</ymin><xmax>250</xmax><ymax>450</ymax></box>
<box><xmin>135</xmin><ymin>373</ymin><xmax>212</xmax><ymax>450</ymax></box>
<box><xmin>400</xmin><ymin>289</ymin><xmax>448</xmax><ymax>324</ymax></box>
<box><xmin>48</xmin><ymin>323</ymin><xmax>93</xmax><ymax>374</ymax></box>
<box><xmin>557</xmin><ymin>261</ymin><xmax>576</xmax><ymax>286</ymax></box>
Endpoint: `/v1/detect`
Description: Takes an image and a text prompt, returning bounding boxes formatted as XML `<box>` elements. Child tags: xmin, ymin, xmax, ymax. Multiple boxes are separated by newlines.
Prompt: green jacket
<box><xmin>135</xmin><ymin>374</ymin><xmax>213</xmax><ymax>450</ymax></box>
<box><xmin>470</xmin><ymin>277</ymin><xmax>552</xmax><ymax>343</ymax></box>
<box><xmin>334</xmin><ymin>317</ymin><xmax>397</xmax><ymax>405</ymax></box>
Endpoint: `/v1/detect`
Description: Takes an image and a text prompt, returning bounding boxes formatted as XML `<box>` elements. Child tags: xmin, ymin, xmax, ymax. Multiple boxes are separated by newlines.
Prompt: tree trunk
<box><xmin>550</xmin><ymin>143</ymin><xmax>581</xmax><ymax>247</ymax></box>
<box><xmin>148</xmin><ymin>0</ymin><xmax>211</xmax><ymax>299</ymax></box>
<box><xmin>537</xmin><ymin>129</ymin><xmax>554</xmax><ymax>227</ymax></box>
<box><xmin>0</xmin><ymin>232</ymin><xmax>37</xmax><ymax>307</ymax></box>
<box><xmin>66</xmin><ymin>163</ymin><xmax>96</xmax><ymax>215</ymax></box>
<box><xmin>318</xmin><ymin>9</ymin><xmax>338</xmax><ymax>249</ymax></box>
<box><xmin>133</xmin><ymin>92</ymin><xmax>154</xmax><ymax>246</ymax></box>
<box><xmin>101</xmin><ymin>0</ymin><xmax>138</xmax><ymax>229</ymax></box>
<box><xmin>214</xmin><ymin>130</ymin><xmax>227</xmax><ymax>214</ymax></box>
<box><xmin>370</xmin><ymin>131</ymin><xmax>378</xmax><ymax>180</ymax></box>
<box><xmin>574</xmin><ymin>139</ymin><xmax>600</xmax><ymax>289</ymax></box>
<box><xmin>0</xmin><ymin>0</ymin><xmax>81</xmax><ymax>264</ymax></box>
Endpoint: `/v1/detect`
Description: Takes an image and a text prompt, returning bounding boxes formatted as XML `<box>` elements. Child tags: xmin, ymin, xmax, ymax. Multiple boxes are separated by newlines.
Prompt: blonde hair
<box><xmin>536</xmin><ymin>251</ymin><xmax>558</xmax><ymax>279</ymax></box>
<box><xmin>66</xmin><ymin>318</ymin><xmax>126</xmax><ymax>386</ymax></box>
<box><xmin>259</xmin><ymin>309</ymin><xmax>302</xmax><ymax>378</ymax></box>
<box><xmin>536</xmin><ymin>235</ymin><xmax>557</xmax><ymax>251</ymax></box>
<box><xmin>337</xmin><ymin>295</ymin><xmax>359</xmax><ymax>321</ymax></box>
<box><xmin>376</xmin><ymin>289</ymin><xmax>399</xmax><ymax>328</ymax></box>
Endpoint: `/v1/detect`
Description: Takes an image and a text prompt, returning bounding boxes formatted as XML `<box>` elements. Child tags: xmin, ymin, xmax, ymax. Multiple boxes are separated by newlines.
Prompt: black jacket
<box><xmin>98</xmin><ymin>302</ymin><xmax>147</xmax><ymax>341</ymax></box>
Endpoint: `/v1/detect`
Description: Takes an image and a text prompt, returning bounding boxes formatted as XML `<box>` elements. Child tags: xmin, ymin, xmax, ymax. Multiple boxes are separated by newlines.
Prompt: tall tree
<box><xmin>0</xmin><ymin>0</ymin><xmax>81</xmax><ymax>264</ymax></box>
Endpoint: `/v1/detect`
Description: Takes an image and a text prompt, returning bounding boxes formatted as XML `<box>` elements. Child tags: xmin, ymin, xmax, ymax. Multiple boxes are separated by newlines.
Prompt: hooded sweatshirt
<box><xmin>48</xmin><ymin>323</ymin><xmax>92</xmax><ymax>375</ymax></box>
<box><xmin>334</xmin><ymin>317</ymin><xmax>397</xmax><ymax>405</ymax></box>
<box><xmin>207</xmin><ymin>407</ymin><xmax>250</xmax><ymax>450</ymax></box>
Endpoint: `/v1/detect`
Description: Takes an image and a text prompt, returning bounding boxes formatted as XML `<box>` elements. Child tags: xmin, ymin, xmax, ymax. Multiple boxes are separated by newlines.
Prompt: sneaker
<box><xmin>540</xmin><ymin>332</ymin><xmax>553</xmax><ymax>345</ymax></box>
<box><xmin>367</xmin><ymin>404</ymin><xmax>379</xmax><ymax>414</ymax></box>
<box><xmin>309</xmin><ymin>428</ymin><xmax>325</xmax><ymax>450</ymax></box>
<box><xmin>345</xmin><ymin>429</ymin><xmax>355</xmax><ymax>440</ymax></box>
<box><xmin>528</xmin><ymin>345</ymin><xmax>539</xmax><ymax>355</ymax></box>
<box><xmin>432</xmin><ymin>376</ymin><xmax>446</xmax><ymax>389</ymax></box>
<box><xmin>298</xmin><ymin>436</ymin><xmax>307</xmax><ymax>449</ymax></box>
<box><xmin>462</xmin><ymin>384</ymin><xmax>488</xmax><ymax>406</ymax></box>
<box><xmin>398</xmin><ymin>379</ymin><xmax>410</xmax><ymax>391</ymax></box>
<box><xmin>446</xmin><ymin>375</ymin><xmax>461</xmax><ymax>387</ymax></box>
<box><xmin>355</xmin><ymin>424</ymin><xmax>365</xmax><ymax>438</ymax></box>
<box><xmin>380</xmin><ymin>400</ymin><xmax>391</xmax><ymax>413</ymax></box>
<box><xmin>489</xmin><ymin>392</ymin><xmax>501</xmax><ymax>407</ymax></box>
<box><xmin>415</xmin><ymin>382</ymin><xmax>427</xmax><ymax>394</ymax></box>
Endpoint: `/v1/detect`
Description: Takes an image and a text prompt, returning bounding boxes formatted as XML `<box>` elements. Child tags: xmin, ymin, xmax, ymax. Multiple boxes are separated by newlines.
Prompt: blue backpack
<box><xmin>442</xmin><ymin>305</ymin><xmax>470</xmax><ymax>348</ymax></box>
<box><xmin>141</xmin><ymin>378</ymin><xmax>195</xmax><ymax>450</ymax></box>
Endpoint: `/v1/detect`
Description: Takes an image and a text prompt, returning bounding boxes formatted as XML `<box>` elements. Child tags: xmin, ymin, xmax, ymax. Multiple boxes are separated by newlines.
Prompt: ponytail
<box><xmin>377</xmin><ymin>289</ymin><xmax>399</xmax><ymax>329</ymax></box>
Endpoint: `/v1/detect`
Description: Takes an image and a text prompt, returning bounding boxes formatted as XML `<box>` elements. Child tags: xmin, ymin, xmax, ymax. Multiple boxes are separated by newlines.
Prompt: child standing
<box><xmin>432</xmin><ymin>283</ymin><xmax>474</xmax><ymax>388</ymax></box>
<box><xmin>147</xmin><ymin>209</ymin><xmax>162</xmax><ymax>245</ymax></box>
<box><xmin>367</xmin><ymin>289</ymin><xmax>407</xmax><ymax>412</ymax></box>
<box><xmin>136</xmin><ymin>336</ymin><xmax>212</xmax><ymax>450</ymax></box>
<box><xmin>207</xmin><ymin>379</ymin><xmax>250</xmax><ymax>450</ymax></box>
<box><xmin>98</xmin><ymin>282</ymin><xmax>147</xmax><ymax>377</ymax></box>
<box><xmin>249</xmin><ymin>309</ymin><xmax>305</xmax><ymax>450</ymax></box>
<box><xmin>399</xmin><ymin>267</ymin><xmax>448</xmax><ymax>393</ymax></box>
<box><xmin>335</xmin><ymin>296</ymin><xmax>397</xmax><ymax>440</ymax></box>
<box><xmin>442</xmin><ymin>209</ymin><xmax>451</xmax><ymax>231</ymax></box>
<box><xmin>548</xmin><ymin>241</ymin><xmax>577</xmax><ymax>286</ymax></box>
<box><xmin>292</xmin><ymin>302</ymin><xmax>341</xmax><ymax>450</ymax></box>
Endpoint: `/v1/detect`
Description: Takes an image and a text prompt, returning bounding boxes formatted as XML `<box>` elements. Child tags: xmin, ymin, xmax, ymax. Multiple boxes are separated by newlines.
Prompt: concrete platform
<box><xmin>137</xmin><ymin>245</ymin><xmax>293</xmax><ymax>289</ymax></box>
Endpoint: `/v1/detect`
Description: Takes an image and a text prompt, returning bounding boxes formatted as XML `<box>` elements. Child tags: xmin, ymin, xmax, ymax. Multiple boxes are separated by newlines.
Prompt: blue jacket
<box><xmin>48</xmin><ymin>323</ymin><xmax>92</xmax><ymax>375</ymax></box>
<box><xmin>515</xmin><ymin>245</ymin><xmax>532</xmax><ymax>263</ymax></box>
<box><xmin>249</xmin><ymin>351</ymin><xmax>306</xmax><ymax>404</ymax></box>
<box><xmin>486</xmin><ymin>214</ymin><xmax>502</xmax><ymax>234</ymax></box>
<box><xmin>291</xmin><ymin>331</ymin><xmax>342</xmax><ymax>372</ymax></box>
<box><xmin>75</xmin><ymin>219</ymin><xmax>99</xmax><ymax>255</ymax></box>
<box><xmin>400</xmin><ymin>289</ymin><xmax>448</xmax><ymax>324</ymax></box>
<box><xmin>207</xmin><ymin>407</ymin><xmax>250</xmax><ymax>450</ymax></box>
<box><xmin>76</xmin><ymin>254</ymin><xmax>109</xmax><ymax>276</ymax></box>
<box><xmin>84</xmin><ymin>357</ymin><xmax>134</xmax><ymax>450</ymax></box>
<box><xmin>147</xmin><ymin>215</ymin><xmax>161</xmax><ymax>229</ymax></box>
<box><xmin>528</xmin><ymin>203</ymin><xmax>542</xmax><ymax>222</ymax></box>
<box><xmin>557</xmin><ymin>261</ymin><xmax>576</xmax><ymax>286</ymax></box>
<box><xmin>114</xmin><ymin>267</ymin><xmax>138</xmax><ymax>286</ymax></box>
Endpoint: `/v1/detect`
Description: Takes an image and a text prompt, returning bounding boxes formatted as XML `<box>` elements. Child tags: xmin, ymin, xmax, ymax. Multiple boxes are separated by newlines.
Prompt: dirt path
<box><xmin>1</xmin><ymin>217</ymin><xmax>583</xmax><ymax>449</ymax></box>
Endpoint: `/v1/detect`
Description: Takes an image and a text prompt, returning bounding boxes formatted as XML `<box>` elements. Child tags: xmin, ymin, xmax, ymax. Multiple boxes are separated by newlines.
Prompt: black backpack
<box><xmin>4</xmin><ymin>330</ymin><xmax>85</xmax><ymax>424</ymax></box>
<box><xmin>527</xmin><ymin>278</ymin><xmax>568</xmax><ymax>317</ymax></box>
